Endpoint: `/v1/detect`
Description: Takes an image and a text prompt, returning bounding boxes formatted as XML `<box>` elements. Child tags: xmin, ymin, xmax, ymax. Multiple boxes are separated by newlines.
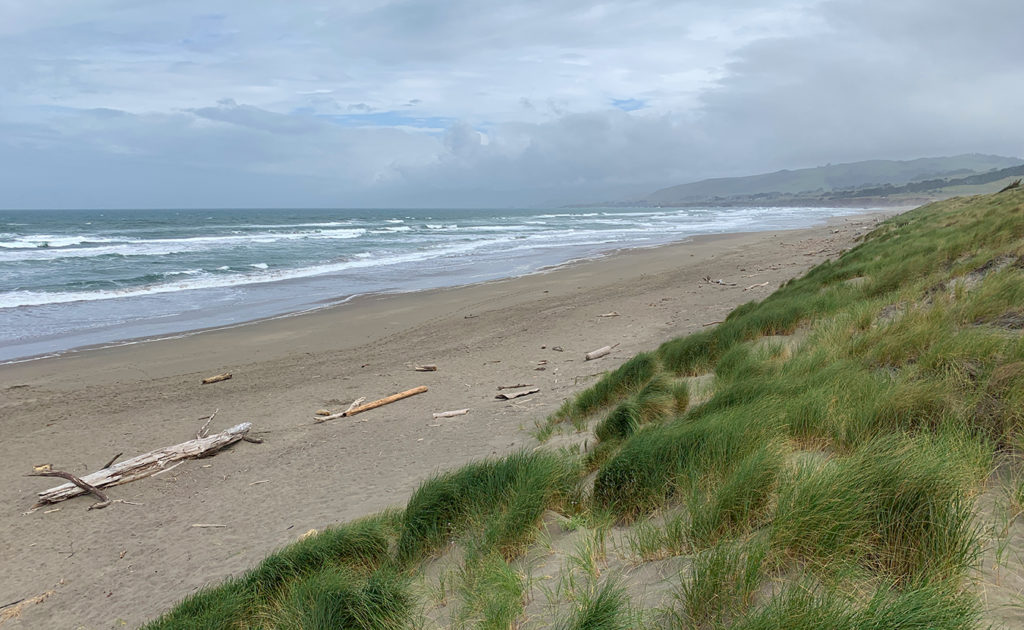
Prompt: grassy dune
<box><xmin>146</xmin><ymin>189</ymin><xmax>1024</xmax><ymax>629</ymax></box>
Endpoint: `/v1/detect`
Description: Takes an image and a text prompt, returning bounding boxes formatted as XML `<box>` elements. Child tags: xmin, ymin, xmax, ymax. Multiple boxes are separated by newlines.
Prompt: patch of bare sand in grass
<box><xmin>976</xmin><ymin>461</ymin><xmax>1024</xmax><ymax>630</ymax></box>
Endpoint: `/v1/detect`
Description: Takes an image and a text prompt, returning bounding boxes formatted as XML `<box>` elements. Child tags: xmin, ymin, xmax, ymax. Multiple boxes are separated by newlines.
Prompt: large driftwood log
<box><xmin>35</xmin><ymin>422</ymin><xmax>252</xmax><ymax>505</ymax></box>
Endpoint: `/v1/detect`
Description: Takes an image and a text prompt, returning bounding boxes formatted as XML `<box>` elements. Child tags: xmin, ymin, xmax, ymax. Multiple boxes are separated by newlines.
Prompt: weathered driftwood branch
<box><xmin>432</xmin><ymin>408</ymin><xmax>469</xmax><ymax>419</ymax></box>
<box><xmin>744</xmin><ymin>281</ymin><xmax>770</xmax><ymax>291</ymax></box>
<box><xmin>28</xmin><ymin>470</ymin><xmax>111</xmax><ymax>510</ymax></box>
<box><xmin>414</xmin><ymin>364</ymin><xmax>438</xmax><ymax>371</ymax></box>
<box><xmin>35</xmin><ymin>422</ymin><xmax>252</xmax><ymax>506</ymax></box>
<box><xmin>316</xmin><ymin>387</ymin><xmax>428</xmax><ymax>422</ymax></box>
<box><xmin>584</xmin><ymin>343</ymin><xmax>619</xmax><ymax>361</ymax></box>
<box><xmin>497</xmin><ymin>383</ymin><xmax>533</xmax><ymax>391</ymax></box>
<box><xmin>201</xmin><ymin>373</ymin><xmax>232</xmax><ymax>385</ymax></box>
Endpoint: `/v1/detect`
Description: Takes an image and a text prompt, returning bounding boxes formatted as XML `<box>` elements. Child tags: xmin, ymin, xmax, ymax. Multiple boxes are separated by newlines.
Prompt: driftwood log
<box><xmin>35</xmin><ymin>422</ymin><xmax>252</xmax><ymax>506</ymax></box>
<box><xmin>315</xmin><ymin>386</ymin><xmax>428</xmax><ymax>422</ymax></box>
<box><xmin>201</xmin><ymin>372</ymin><xmax>232</xmax><ymax>384</ymax></box>
<box><xmin>495</xmin><ymin>388</ymin><xmax>540</xmax><ymax>400</ymax></box>
<box><xmin>585</xmin><ymin>343</ymin><xmax>619</xmax><ymax>361</ymax></box>
<box><xmin>432</xmin><ymin>408</ymin><xmax>469</xmax><ymax>419</ymax></box>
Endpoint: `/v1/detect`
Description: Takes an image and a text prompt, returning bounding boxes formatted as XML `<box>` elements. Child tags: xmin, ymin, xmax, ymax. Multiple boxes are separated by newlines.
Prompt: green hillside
<box><xmin>645</xmin><ymin>154</ymin><xmax>1022</xmax><ymax>204</ymax></box>
<box><xmin>147</xmin><ymin>189</ymin><xmax>1024</xmax><ymax>629</ymax></box>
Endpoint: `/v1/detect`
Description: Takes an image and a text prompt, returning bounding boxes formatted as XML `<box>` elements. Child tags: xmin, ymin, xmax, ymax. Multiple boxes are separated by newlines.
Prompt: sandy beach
<box><xmin>0</xmin><ymin>211</ymin><xmax>892</xmax><ymax>628</ymax></box>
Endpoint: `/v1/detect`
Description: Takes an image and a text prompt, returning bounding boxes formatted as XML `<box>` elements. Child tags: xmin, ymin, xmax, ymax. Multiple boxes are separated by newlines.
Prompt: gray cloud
<box><xmin>0</xmin><ymin>0</ymin><xmax>1021</xmax><ymax>208</ymax></box>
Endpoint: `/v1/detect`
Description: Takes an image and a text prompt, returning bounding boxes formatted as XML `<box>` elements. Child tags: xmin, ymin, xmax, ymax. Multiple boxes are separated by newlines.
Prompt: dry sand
<box><xmin>0</xmin><ymin>212</ymin><xmax>890</xmax><ymax>628</ymax></box>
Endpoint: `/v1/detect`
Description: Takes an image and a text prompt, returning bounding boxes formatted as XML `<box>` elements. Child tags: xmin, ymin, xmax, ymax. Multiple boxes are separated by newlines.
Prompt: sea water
<box><xmin>0</xmin><ymin>205</ymin><xmax>868</xmax><ymax>362</ymax></box>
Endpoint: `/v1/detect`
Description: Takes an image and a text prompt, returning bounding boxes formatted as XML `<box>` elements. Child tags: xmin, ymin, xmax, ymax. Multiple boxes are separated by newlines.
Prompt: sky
<box><xmin>1</xmin><ymin>0</ymin><xmax>1022</xmax><ymax>209</ymax></box>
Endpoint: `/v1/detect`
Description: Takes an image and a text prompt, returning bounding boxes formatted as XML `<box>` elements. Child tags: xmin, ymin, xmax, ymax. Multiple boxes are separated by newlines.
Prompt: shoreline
<box><xmin>0</xmin><ymin>209</ymin><xmax>897</xmax><ymax>627</ymax></box>
<box><xmin>1</xmin><ymin>208</ymin><xmax>899</xmax><ymax>368</ymax></box>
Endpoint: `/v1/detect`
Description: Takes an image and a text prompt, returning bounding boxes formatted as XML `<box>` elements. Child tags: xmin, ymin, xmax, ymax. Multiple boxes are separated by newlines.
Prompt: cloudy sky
<box><xmin>2</xmin><ymin>0</ymin><xmax>1021</xmax><ymax>209</ymax></box>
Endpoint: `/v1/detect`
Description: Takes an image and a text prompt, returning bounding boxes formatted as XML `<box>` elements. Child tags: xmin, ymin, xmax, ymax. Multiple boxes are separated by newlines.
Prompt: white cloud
<box><xmin>0</xmin><ymin>0</ymin><xmax>1021</xmax><ymax>208</ymax></box>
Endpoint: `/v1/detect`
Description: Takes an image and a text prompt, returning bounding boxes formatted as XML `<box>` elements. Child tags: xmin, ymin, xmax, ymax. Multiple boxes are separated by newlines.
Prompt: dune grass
<box><xmin>148</xmin><ymin>190</ymin><xmax>1024</xmax><ymax>629</ymax></box>
<box><xmin>143</xmin><ymin>513</ymin><xmax>403</xmax><ymax>629</ymax></box>
<box><xmin>671</xmin><ymin>539</ymin><xmax>766</xmax><ymax>628</ymax></box>
<box><xmin>555</xmin><ymin>579</ymin><xmax>633</xmax><ymax>630</ymax></box>
<box><xmin>397</xmin><ymin>450</ymin><xmax>577</xmax><ymax>563</ymax></box>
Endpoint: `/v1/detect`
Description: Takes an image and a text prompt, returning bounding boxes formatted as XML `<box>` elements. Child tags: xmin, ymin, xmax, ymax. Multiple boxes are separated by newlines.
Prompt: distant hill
<box><xmin>644</xmin><ymin>154</ymin><xmax>1023</xmax><ymax>205</ymax></box>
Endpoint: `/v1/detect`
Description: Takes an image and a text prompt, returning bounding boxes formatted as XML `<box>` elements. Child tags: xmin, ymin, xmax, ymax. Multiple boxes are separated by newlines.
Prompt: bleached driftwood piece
<box><xmin>432</xmin><ymin>408</ymin><xmax>469</xmax><ymax>419</ymax></box>
<box><xmin>316</xmin><ymin>387</ymin><xmax>428</xmax><ymax>422</ymax></box>
<box><xmin>201</xmin><ymin>373</ymin><xmax>232</xmax><ymax>385</ymax></box>
<box><xmin>495</xmin><ymin>388</ymin><xmax>540</xmax><ymax>400</ymax></box>
<box><xmin>345</xmin><ymin>397</ymin><xmax>366</xmax><ymax>414</ymax></box>
<box><xmin>585</xmin><ymin>343</ymin><xmax>619</xmax><ymax>361</ymax></box>
<box><xmin>35</xmin><ymin>422</ymin><xmax>252</xmax><ymax>506</ymax></box>
<box><xmin>744</xmin><ymin>282</ymin><xmax>770</xmax><ymax>291</ymax></box>
<box><xmin>414</xmin><ymin>364</ymin><xmax>438</xmax><ymax>371</ymax></box>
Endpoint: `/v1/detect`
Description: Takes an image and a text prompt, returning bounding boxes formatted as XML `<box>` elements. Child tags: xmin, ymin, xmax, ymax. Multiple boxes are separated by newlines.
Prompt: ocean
<box><xmin>0</xmin><ymin>205</ymin><xmax>869</xmax><ymax>362</ymax></box>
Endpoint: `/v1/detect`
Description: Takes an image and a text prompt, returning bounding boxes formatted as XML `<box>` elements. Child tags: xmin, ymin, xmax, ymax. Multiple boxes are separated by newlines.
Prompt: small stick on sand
<box><xmin>191</xmin><ymin>523</ymin><xmax>226</xmax><ymax>528</ymax></box>
<box><xmin>702</xmin><ymin>320</ymin><xmax>723</xmax><ymax>327</ymax></box>
<box><xmin>597</xmin><ymin>311</ymin><xmax>620</xmax><ymax>317</ymax></box>
<box><xmin>744</xmin><ymin>281</ymin><xmax>770</xmax><ymax>291</ymax></box>
<box><xmin>201</xmin><ymin>373</ymin><xmax>232</xmax><ymax>385</ymax></box>
<box><xmin>196</xmin><ymin>409</ymin><xmax>218</xmax><ymax>439</ymax></box>
<box><xmin>497</xmin><ymin>383</ymin><xmax>533</xmax><ymax>390</ymax></box>
<box><xmin>102</xmin><ymin>452</ymin><xmax>123</xmax><ymax>469</ymax></box>
<box><xmin>432</xmin><ymin>408</ymin><xmax>469</xmax><ymax>419</ymax></box>
<box><xmin>414</xmin><ymin>364</ymin><xmax>438</xmax><ymax>371</ymax></box>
